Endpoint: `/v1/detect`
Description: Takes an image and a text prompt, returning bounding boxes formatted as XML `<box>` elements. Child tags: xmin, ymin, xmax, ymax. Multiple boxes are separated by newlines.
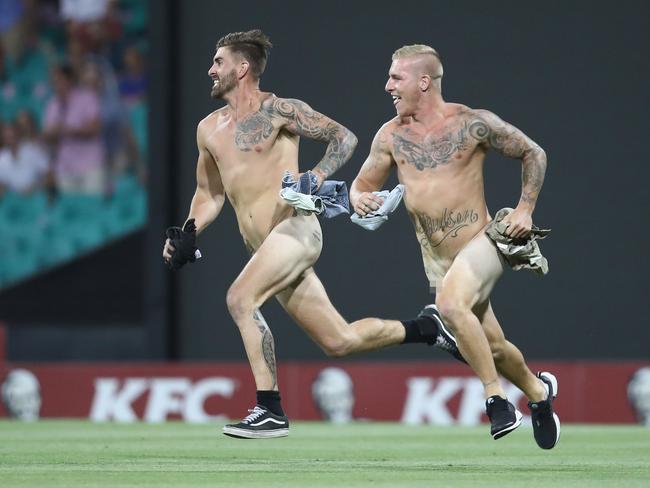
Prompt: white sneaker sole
<box><xmin>222</xmin><ymin>426</ymin><xmax>289</xmax><ymax>439</ymax></box>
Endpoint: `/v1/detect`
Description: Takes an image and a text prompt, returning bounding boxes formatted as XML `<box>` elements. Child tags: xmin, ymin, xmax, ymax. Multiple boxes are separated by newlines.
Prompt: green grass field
<box><xmin>1</xmin><ymin>421</ymin><xmax>649</xmax><ymax>487</ymax></box>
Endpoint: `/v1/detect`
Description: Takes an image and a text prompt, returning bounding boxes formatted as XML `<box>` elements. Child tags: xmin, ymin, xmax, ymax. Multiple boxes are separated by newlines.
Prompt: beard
<box><xmin>211</xmin><ymin>69</ymin><xmax>237</xmax><ymax>99</ymax></box>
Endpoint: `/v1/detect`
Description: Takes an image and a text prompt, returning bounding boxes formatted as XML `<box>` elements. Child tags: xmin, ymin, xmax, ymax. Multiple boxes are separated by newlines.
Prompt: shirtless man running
<box><xmin>351</xmin><ymin>45</ymin><xmax>560</xmax><ymax>449</ymax></box>
<box><xmin>163</xmin><ymin>31</ymin><xmax>462</xmax><ymax>439</ymax></box>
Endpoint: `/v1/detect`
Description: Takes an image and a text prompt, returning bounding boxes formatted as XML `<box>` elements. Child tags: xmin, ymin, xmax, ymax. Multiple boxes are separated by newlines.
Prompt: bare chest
<box><xmin>390</xmin><ymin>120</ymin><xmax>481</xmax><ymax>172</ymax></box>
<box><xmin>208</xmin><ymin>113</ymin><xmax>281</xmax><ymax>163</ymax></box>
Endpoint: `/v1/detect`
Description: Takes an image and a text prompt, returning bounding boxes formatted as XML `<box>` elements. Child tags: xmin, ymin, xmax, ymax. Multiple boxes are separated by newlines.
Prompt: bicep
<box><xmin>472</xmin><ymin>110</ymin><xmax>542</xmax><ymax>159</ymax></box>
<box><xmin>271</xmin><ymin>98</ymin><xmax>342</xmax><ymax>141</ymax></box>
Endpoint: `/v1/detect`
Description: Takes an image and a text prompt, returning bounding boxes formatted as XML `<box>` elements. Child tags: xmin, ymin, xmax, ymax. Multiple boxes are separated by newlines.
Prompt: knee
<box><xmin>435</xmin><ymin>294</ymin><xmax>471</xmax><ymax>328</ymax></box>
<box><xmin>225</xmin><ymin>284</ymin><xmax>253</xmax><ymax>322</ymax></box>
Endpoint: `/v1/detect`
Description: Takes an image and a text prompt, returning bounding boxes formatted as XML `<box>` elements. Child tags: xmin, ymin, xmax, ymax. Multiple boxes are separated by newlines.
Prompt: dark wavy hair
<box><xmin>216</xmin><ymin>29</ymin><xmax>272</xmax><ymax>79</ymax></box>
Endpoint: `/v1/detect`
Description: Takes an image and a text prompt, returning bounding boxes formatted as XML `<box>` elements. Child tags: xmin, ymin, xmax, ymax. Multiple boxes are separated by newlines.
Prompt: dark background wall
<box><xmin>3</xmin><ymin>0</ymin><xmax>648</xmax><ymax>361</ymax></box>
<box><xmin>173</xmin><ymin>0</ymin><xmax>650</xmax><ymax>360</ymax></box>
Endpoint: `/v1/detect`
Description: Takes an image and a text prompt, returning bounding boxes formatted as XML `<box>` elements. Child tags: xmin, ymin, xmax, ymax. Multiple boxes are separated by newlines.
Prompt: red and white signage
<box><xmin>1</xmin><ymin>361</ymin><xmax>648</xmax><ymax>424</ymax></box>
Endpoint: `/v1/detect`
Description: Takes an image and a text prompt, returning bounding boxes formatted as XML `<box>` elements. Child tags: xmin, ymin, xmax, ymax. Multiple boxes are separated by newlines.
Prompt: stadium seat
<box><xmin>104</xmin><ymin>183</ymin><xmax>147</xmax><ymax>237</ymax></box>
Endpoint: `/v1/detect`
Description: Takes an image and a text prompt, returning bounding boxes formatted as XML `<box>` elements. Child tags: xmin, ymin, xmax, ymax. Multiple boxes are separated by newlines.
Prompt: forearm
<box><xmin>518</xmin><ymin>146</ymin><xmax>547</xmax><ymax>212</ymax></box>
<box><xmin>187</xmin><ymin>192</ymin><xmax>225</xmax><ymax>235</ymax></box>
<box><xmin>312</xmin><ymin>128</ymin><xmax>358</xmax><ymax>180</ymax></box>
<box><xmin>349</xmin><ymin>174</ymin><xmax>381</xmax><ymax>207</ymax></box>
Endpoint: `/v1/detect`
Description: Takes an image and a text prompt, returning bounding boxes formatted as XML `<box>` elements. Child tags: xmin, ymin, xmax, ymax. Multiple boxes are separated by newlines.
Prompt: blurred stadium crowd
<box><xmin>0</xmin><ymin>0</ymin><xmax>148</xmax><ymax>287</ymax></box>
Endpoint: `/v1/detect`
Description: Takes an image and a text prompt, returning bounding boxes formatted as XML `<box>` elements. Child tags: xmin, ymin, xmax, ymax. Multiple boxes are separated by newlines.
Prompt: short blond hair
<box><xmin>392</xmin><ymin>44</ymin><xmax>443</xmax><ymax>84</ymax></box>
<box><xmin>392</xmin><ymin>44</ymin><xmax>440</xmax><ymax>61</ymax></box>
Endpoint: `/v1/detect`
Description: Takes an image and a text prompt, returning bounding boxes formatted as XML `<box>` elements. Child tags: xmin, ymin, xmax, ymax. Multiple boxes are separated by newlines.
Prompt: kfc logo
<box><xmin>401</xmin><ymin>377</ymin><xmax>527</xmax><ymax>425</ymax></box>
<box><xmin>90</xmin><ymin>377</ymin><xmax>237</xmax><ymax>423</ymax></box>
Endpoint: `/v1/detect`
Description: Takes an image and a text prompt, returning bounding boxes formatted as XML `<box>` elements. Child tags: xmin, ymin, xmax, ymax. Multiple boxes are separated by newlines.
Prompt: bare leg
<box><xmin>276</xmin><ymin>269</ymin><xmax>406</xmax><ymax>357</ymax></box>
<box><xmin>436</xmin><ymin>232</ymin><xmax>506</xmax><ymax>399</ymax></box>
<box><xmin>478</xmin><ymin>302</ymin><xmax>546</xmax><ymax>402</ymax></box>
<box><xmin>226</xmin><ymin>215</ymin><xmax>322</xmax><ymax>390</ymax></box>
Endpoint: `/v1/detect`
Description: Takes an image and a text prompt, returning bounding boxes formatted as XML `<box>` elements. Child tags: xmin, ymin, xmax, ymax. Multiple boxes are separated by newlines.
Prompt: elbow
<box><xmin>348</xmin><ymin>131</ymin><xmax>359</xmax><ymax>151</ymax></box>
<box><xmin>341</xmin><ymin>128</ymin><xmax>358</xmax><ymax>153</ymax></box>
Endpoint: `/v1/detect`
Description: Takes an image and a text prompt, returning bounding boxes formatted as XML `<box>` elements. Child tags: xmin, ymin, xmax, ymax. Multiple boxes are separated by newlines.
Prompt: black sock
<box><xmin>401</xmin><ymin>316</ymin><xmax>439</xmax><ymax>345</ymax></box>
<box><xmin>256</xmin><ymin>390</ymin><xmax>285</xmax><ymax>416</ymax></box>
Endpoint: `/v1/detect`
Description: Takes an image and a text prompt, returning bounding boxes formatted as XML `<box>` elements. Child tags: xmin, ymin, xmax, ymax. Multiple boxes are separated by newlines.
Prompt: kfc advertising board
<box><xmin>1</xmin><ymin>361</ymin><xmax>649</xmax><ymax>425</ymax></box>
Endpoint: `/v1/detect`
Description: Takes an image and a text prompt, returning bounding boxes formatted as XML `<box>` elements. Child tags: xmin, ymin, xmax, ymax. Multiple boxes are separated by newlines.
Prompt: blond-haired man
<box><xmin>351</xmin><ymin>45</ymin><xmax>560</xmax><ymax>448</ymax></box>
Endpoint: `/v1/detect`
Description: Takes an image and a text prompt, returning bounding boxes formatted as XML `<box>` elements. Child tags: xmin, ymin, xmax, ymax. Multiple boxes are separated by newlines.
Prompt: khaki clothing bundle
<box><xmin>485</xmin><ymin>207</ymin><xmax>551</xmax><ymax>276</ymax></box>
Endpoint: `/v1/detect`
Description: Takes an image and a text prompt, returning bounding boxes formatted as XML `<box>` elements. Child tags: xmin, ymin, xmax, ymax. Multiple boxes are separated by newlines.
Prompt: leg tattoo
<box><xmin>253</xmin><ymin>310</ymin><xmax>278</xmax><ymax>389</ymax></box>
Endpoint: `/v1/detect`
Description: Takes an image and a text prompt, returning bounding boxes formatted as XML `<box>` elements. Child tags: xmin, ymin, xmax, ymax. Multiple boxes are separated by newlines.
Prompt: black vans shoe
<box><xmin>418</xmin><ymin>304</ymin><xmax>466</xmax><ymax>363</ymax></box>
<box><xmin>223</xmin><ymin>405</ymin><xmax>289</xmax><ymax>439</ymax></box>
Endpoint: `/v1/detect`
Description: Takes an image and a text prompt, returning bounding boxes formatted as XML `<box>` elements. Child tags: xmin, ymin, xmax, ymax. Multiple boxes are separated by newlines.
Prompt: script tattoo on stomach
<box><xmin>413</xmin><ymin>208</ymin><xmax>479</xmax><ymax>248</ymax></box>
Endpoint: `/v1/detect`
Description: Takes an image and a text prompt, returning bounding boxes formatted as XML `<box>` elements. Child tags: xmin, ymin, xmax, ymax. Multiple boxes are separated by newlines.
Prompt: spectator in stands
<box><xmin>118</xmin><ymin>44</ymin><xmax>147</xmax><ymax>106</ymax></box>
<box><xmin>80</xmin><ymin>60</ymin><xmax>139</xmax><ymax>183</ymax></box>
<box><xmin>43</xmin><ymin>62</ymin><xmax>106</xmax><ymax>194</ymax></box>
<box><xmin>0</xmin><ymin>119</ymin><xmax>49</xmax><ymax>194</ymax></box>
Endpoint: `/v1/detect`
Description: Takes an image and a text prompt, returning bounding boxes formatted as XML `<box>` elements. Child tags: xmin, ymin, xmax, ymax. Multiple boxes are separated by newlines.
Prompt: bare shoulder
<box><xmin>262</xmin><ymin>94</ymin><xmax>313</xmax><ymax>115</ymax></box>
<box><xmin>198</xmin><ymin>107</ymin><xmax>226</xmax><ymax>131</ymax></box>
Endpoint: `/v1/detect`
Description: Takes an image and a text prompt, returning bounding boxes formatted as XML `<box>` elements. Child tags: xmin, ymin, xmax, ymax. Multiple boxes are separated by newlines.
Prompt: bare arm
<box><xmin>187</xmin><ymin>123</ymin><xmax>225</xmax><ymax>235</ymax></box>
<box><xmin>269</xmin><ymin>97</ymin><xmax>358</xmax><ymax>183</ymax></box>
<box><xmin>350</xmin><ymin>126</ymin><xmax>394</xmax><ymax>215</ymax></box>
<box><xmin>471</xmin><ymin>109</ymin><xmax>547</xmax><ymax>236</ymax></box>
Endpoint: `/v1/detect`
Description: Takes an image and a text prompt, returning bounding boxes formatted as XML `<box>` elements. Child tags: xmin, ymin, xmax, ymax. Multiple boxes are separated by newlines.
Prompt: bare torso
<box><xmin>384</xmin><ymin>103</ymin><xmax>492</xmax><ymax>286</ymax></box>
<box><xmin>199</xmin><ymin>94</ymin><xmax>301</xmax><ymax>250</ymax></box>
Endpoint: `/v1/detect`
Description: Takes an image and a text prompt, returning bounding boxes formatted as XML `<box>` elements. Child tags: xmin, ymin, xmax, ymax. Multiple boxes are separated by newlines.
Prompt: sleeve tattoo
<box><xmin>271</xmin><ymin>98</ymin><xmax>358</xmax><ymax>178</ymax></box>
<box><xmin>470</xmin><ymin>110</ymin><xmax>547</xmax><ymax>206</ymax></box>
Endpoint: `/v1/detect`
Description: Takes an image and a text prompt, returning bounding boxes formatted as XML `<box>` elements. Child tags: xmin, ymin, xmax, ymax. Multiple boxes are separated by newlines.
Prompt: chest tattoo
<box><xmin>392</xmin><ymin>123</ymin><xmax>470</xmax><ymax>170</ymax></box>
<box><xmin>234</xmin><ymin>111</ymin><xmax>274</xmax><ymax>151</ymax></box>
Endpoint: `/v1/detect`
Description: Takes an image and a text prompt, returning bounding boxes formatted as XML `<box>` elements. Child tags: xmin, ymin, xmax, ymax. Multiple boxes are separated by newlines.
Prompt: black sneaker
<box><xmin>222</xmin><ymin>405</ymin><xmax>289</xmax><ymax>439</ymax></box>
<box><xmin>486</xmin><ymin>395</ymin><xmax>523</xmax><ymax>439</ymax></box>
<box><xmin>418</xmin><ymin>304</ymin><xmax>466</xmax><ymax>363</ymax></box>
<box><xmin>528</xmin><ymin>371</ymin><xmax>561</xmax><ymax>449</ymax></box>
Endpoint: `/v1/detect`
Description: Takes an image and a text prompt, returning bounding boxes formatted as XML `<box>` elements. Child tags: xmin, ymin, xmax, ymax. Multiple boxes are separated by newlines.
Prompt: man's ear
<box><xmin>239</xmin><ymin>61</ymin><xmax>250</xmax><ymax>79</ymax></box>
<box><xmin>419</xmin><ymin>75</ymin><xmax>431</xmax><ymax>92</ymax></box>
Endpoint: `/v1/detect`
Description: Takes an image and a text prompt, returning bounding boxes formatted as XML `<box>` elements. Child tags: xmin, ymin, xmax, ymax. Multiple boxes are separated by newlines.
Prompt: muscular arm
<box><xmin>269</xmin><ymin>97</ymin><xmax>358</xmax><ymax>182</ymax></box>
<box><xmin>471</xmin><ymin>110</ymin><xmax>547</xmax><ymax>212</ymax></box>
<box><xmin>187</xmin><ymin>123</ymin><xmax>225</xmax><ymax>235</ymax></box>
<box><xmin>350</xmin><ymin>126</ymin><xmax>394</xmax><ymax>214</ymax></box>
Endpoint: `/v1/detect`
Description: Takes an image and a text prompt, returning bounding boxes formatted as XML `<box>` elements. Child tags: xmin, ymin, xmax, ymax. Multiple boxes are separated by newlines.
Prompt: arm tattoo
<box><xmin>411</xmin><ymin>208</ymin><xmax>479</xmax><ymax>248</ymax></box>
<box><xmin>392</xmin><ymin>125</ymin><xmax>469</xmax><ymax>170</ymax></box>
<box><xmin>469</xmin><ymin>112</ymin><xmax>547</xmax><ymax>206</ymax></box>
<box><xmin>234</xmin><ymin>97</ymin><xmax>357</xmax><ymax>177</ymax></box>
<box><xmin>271</xmin><ymin>98</ymin><xmax>356</xmax><ymax>177</ymax></box>
<box><xmin>253</xmin><ymin>310</ymin><xmax>277</xmax><ymax>389</ymax></box>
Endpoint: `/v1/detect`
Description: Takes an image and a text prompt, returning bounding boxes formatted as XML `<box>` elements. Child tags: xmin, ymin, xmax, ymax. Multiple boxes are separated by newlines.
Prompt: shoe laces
<box><xmin>242</xmin><ymin>406</ymin><xmax>266</xmax><ymax>424</ymax></box>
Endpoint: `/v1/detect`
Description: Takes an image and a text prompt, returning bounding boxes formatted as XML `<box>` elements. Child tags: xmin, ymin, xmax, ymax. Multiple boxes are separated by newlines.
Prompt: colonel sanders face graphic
<box><xmin>628</xmin><ymin>367</ymin><xmax>650</xmax><ymax>427</ymax></box>
<box><xmin>1</xmin><ymin>369</ymin><xmax>41</xmax><ymax>421</ymax></box>
<box><xmin>311</xmin><ymin>367</ymin><xmax>354</xmax><ymax>423</ymax></box>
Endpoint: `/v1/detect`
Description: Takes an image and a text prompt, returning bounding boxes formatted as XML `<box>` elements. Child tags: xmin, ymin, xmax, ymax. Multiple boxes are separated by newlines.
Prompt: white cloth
<box><xmin>350</xmin><ymin>184</ymin><xmax>405</xmax><ymax>231</ymax></box>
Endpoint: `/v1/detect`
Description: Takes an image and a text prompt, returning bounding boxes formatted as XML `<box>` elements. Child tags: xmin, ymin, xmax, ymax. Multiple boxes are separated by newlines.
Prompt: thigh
<box><xmin>439</xmin><ymin>231</ymin><xmax>506</xmax><ymax>308</ymax></box>
<box><xmin>275</xmin><ymin>268</ymin><xmax>350</xmax><ymax>346</ymax></box>
<box><xmin>231</xmin><ymin>215</ymin><xmax>323</xmax><ymax>306</ymax></box>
